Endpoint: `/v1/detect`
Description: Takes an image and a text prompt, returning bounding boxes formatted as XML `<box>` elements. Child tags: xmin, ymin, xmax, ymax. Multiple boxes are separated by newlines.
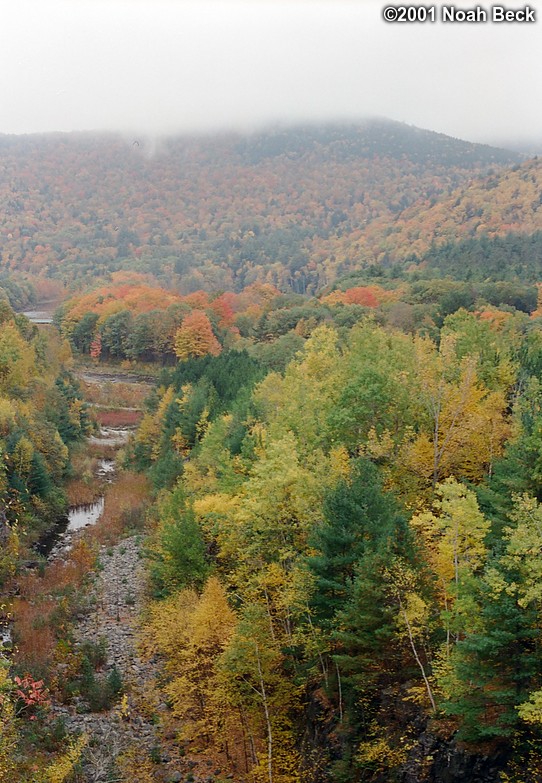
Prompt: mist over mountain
<box><xmin>489</xmin><ymin>137</ymin><xmax>542</xmax><ymax>157</ymax></box>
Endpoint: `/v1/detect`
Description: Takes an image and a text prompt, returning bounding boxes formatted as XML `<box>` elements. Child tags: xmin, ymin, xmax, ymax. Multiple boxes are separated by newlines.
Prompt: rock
<box><xmin>168</xmin><ymin>773</ymin><xmax>182</xmax><ymax>783</ymax></box>
<box><xmin>47</xmin><ymin>535</ymin><xmax>164</xmax><ymax>768</ymax></box>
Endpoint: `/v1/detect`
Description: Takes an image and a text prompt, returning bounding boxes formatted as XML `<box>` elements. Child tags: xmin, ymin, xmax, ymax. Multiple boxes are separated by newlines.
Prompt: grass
<box><xmin>87</xmin><ymin>441</ymin><xmax>118</xmax><ymax>460</ymax></box>
<box><xmin>66</xmin><ymin>444</ymin><xmax>107</xmax><ymax>505</ymax></box>
<box><xmin>12</xmin><ymin>539</ymin><xmax>98</xmax><ymax>672</ymax></box>
<box><xmin>95</xmin><ymin>408</ymin><xmax>142</xmax><ymax>427</ymax></box>
<box><xmin>66</xmin><ymin>478</ymin><xmax>101</xmax><ymax>506</ymax></box>
<box><xmin>80</xmin><ymin>379</ymin><xmax>151</xmax><ymax>409</ymax></box>
<box><xmin>89</xmin><ymin>470</ymin><xmax>151</xmax><ymax>545</ymax></box>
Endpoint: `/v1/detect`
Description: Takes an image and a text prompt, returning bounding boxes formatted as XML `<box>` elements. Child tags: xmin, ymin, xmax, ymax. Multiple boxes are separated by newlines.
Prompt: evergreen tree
<box><xmin>308</xmin><ymin>459</ymin><xmax>413</xmax><ymax>776</ymax></box>
<box><xmin>443</xmin><ymin>566</ymin><xmax>540</xmax><ymax>742</ymax></box>
<box><xmin>309</xmin><ymin>458</ymin><xmax>409</xmax><ymax>628</ymax></box>
<box><xmin>148</xmin><ymin>484</ymin><xmax>209</xmax><ymax>597</ymax></box>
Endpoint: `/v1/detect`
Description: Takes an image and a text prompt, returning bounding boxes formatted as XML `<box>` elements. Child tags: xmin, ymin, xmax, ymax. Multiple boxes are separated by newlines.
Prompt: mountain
<box><xmin>0</xmin><ymin>120</ymin><xmax>522</xmax><ymax>295</ymax></box>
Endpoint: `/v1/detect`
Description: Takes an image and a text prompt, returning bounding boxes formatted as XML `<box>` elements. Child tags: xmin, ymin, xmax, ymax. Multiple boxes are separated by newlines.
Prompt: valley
<box><xmin>2</xmin><ymin>122</ymin><xmax>542</xmax><ymax>783</ymax></box>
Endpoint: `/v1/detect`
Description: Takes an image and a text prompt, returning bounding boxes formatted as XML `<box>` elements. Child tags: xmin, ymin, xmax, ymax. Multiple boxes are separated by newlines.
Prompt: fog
<box><xmin>1</xmin><ymin>0</ymin><xmax>541</xmax><ymax>146</ymax></box>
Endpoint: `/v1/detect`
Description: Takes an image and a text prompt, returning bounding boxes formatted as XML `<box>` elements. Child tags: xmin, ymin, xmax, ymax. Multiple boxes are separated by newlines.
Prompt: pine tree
<box><xmin>309</xmin><ymin>458</ymin><xmax>409</xmax><ymax>628</ymax></box>
<box><xmin>442</xmin><ymin>568</ymin><xmax>540</xmax><ymax>741</ymax></box>
<box><xmin>148</xmin><ymin>484</ymin><xmax>209</xmax><ymax>596</ymax></box>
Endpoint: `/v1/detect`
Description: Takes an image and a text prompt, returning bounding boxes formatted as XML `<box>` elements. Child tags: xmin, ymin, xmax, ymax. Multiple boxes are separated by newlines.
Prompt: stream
<box><xmin>4</xmin><ymin>301</ymin><xmax>150</xmax><ymax>658</ymax></box>
<box><xmin>39</xmin><ymin>431</ymin><xmax>131</xmax><ymax>559</ymax></box>
<box><xmin>0</xmin><ymin>425</ymin><xmax>134</xmax><ymax>652</ymax></box>
<box><xmin>1</xmin><ymin>428</ymin><xmax>133</xmax><ymax>658</ymax></box>
<box><xmin>21</xmin><ymin>308</ymin><xmax>53</xmax><ymax>324</ymax></box>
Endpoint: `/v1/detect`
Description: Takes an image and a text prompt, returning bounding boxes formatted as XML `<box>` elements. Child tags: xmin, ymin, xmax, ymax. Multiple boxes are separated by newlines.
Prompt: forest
<box><xmin>2</xmin><ymin>123</ymin><xmax>542</xmax><ymax>782</ymax></box>
<box><xmin>0</xmin><ymin>120</ymin><xmax>524</xmax><ymax>299</ymax></box>
<box><xmin>126</xmin><ymin>290</ymin><xmax>542</xmax><ymax>782</ymax></box>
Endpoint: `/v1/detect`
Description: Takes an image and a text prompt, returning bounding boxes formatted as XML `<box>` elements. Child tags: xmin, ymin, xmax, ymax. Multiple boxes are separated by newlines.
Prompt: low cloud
<box><xmin>0</xmin><ymin>0</ymin><xmax>540</xmax><ymax>145</ymax></box>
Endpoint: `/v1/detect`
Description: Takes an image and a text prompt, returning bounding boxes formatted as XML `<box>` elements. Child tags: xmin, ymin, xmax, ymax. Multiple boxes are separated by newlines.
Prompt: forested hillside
<box><xmin>0</xmin><ymin>121</ymin><xmax>521</xmax><ymax>296</ymax></box>
<box><xmin>362</xmin><ymin>158</ymin><xmax>542</xmax><ymax>266</ymax></box>
<box><xmin>404</xmin><ymin>231</ymin><xmax>542</xmax><ymax>282</ymax></box>
<box><xmin>132</xmin><ymin>300</ymin><xmax>542</xmax><ymax>782</ymax></box>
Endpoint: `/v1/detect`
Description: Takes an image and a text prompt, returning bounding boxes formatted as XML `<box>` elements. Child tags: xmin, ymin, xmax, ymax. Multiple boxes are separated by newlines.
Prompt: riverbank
<box><xmin>2</xmin><ymin>363</ymin><xmax>158</xmax><ymax>779</ymax></box>
<box><xmin>48</xmin><ymin>535</ymin><xmax>206</xmax><ymax>783</ymax></box>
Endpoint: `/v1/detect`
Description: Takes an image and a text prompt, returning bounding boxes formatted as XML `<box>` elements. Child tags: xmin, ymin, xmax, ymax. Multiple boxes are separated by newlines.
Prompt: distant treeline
<box><xmin>56</xmin><ymin>269</ymin><xmax>542</xmax><ymax>368</ymax></box>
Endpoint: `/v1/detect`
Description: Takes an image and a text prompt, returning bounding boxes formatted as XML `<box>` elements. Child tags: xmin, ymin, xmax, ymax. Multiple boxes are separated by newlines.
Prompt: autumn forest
<box><xmin>2</xmin><ymin>120</ymin><xmax>542</xmax><ymax>783</ymax></box>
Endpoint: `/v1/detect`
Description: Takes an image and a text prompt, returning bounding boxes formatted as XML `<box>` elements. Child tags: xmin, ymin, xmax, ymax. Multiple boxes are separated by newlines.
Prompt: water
<box><xmin>36</xmin><ymin>496</ymin><xmax>106</xmax><ymax>558</ymax></box>
<box><xmin>97</xmin><ymin>458</ymin><xmax>115</xmax><ymax>480</ymax></box>
<box><xmin>35</xmin><ymin>426</ymin><xmax>130</xmax><ymax>557</ymax></box>
<box><xmin>67</xmin><ymin>497</ymin><xmax>105</xmax><ymax>533</ymax></box>
<box><xmin>0</xmin><ymin>624</ymin><xmax>12</xmax><ymax>653</ymax></box>
<box><xmin>88</xmin><ymin>428</ymin><xmax>131</xmax><ymax>447</ymax></box>
<box><xmin>79</xmin><ymin>371</ymin><xmax>154</xmax><ymax>386</ymax></box>
<box><xmin>22</xmin><ymin>309</ymin><xmax>53</xmax><ymax>324</ymax></box>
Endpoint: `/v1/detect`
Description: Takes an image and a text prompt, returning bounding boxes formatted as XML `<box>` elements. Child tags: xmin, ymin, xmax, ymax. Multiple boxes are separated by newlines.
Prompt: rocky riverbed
<box><xmin>8</xmin><ymin>355</ymin><xmax>236</xmax><ymax>781</ymax></box>
<box><xmin>51</xmin><ymin>537</ymin><xmax>159</xmax><ymax>780</ymax></box>
<box><xmin>51</xmin><ymin>537</ymin><xmax>196</xmax><ymax>783</ymax></box>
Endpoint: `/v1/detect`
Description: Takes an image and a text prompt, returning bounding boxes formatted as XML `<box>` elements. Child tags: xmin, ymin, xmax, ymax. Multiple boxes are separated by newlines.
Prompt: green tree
<box><xmin>70</xmin><ymin>311</ymin><xmax>99</xmax><ymax>354</ymax></box>
<box><xmin>99</xmin><ymin>309</ymin><xmax>133</xmax><ymax>359</ymax></box>
<box><xmin>309</xmin><ymin>458</ymin><xmax>409</xmax><ymax>628</ymax></box>
<box><xmin>147</xmin><ymin>484</ymin><xmax>209</xmax><ymax>597</ymax></box>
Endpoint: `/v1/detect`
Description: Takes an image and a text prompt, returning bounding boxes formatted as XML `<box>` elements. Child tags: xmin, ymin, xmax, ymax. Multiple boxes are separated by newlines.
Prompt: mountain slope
<box><xmin>0</xmin><ymin>120</ymin><xmax>521</xmax><ymax>294</ymax></box>
<box><xmin>352</xmin><ymin>157</ymin><xmax>542</xmax><ymax>267</ymax></box>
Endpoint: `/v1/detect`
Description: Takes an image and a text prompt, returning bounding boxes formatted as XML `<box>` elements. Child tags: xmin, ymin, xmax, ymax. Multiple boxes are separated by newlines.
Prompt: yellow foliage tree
<box><xmin>405</xmin><ymin>335</ymin><xmax>509</xmax><ymax>490</ymax></box>
<box><xmin>134</xmin><ymin>386</ymin><xmax>175</xmax><ymax>462</ymax></box>
<box><xmin>410</xmin><ymin>478</ymin><xmax>489</xmax><ymax>649</ymax></box>
<box><xmin>218</xmin><ymin>605</ymin><xmax>301</xmax><ymax>783</ymax></box>
<box><xmin>0</xmin><ymin>324</ymin><xmax>36</xmax><ymax>395</ymax></box>
<box><xmin>144</xmin><ymin>577</ymin><xmax>237</xmax><ymax>750</ymax></box>
<box><xmin>255</xmin><ymin>324</ymin><xmax>341</xmax><ymax>454</ymax></box>
<box><xmin>44</xmin><ymin>736</ymin><xmax>87</xmax><ymax>783</ymax></box>
<box><xmin>0</xmin><ymin>663</ymin><xmax>17</xmax><ymax>783</ymax></box>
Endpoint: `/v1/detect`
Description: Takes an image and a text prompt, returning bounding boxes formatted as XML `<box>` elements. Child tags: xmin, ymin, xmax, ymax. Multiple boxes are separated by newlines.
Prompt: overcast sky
<box><xmin>1</xmin><ymin>0</ymin><xmax>540</xmax><ymax>146</ymax></box>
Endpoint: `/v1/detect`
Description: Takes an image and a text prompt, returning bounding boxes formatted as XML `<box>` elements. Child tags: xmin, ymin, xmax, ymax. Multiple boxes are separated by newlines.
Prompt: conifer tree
<box><xmin>148</xmin><ymin>484</ymin><xmax>209</xmax><ymax>596</ymax></box>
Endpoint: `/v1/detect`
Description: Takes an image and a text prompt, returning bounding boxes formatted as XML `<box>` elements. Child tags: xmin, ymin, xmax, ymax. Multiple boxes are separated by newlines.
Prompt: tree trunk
<box><xmin>255</xmin><ymin>642</ymin><xmax>273</xmax><ymax>783</ymax></box>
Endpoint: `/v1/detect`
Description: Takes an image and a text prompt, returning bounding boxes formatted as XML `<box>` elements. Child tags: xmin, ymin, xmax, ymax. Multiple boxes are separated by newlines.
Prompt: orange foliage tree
<box><xmin>174</xmin><ymin>310</ymin><xmax>222</xmax><ymax>361</ymax></box>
